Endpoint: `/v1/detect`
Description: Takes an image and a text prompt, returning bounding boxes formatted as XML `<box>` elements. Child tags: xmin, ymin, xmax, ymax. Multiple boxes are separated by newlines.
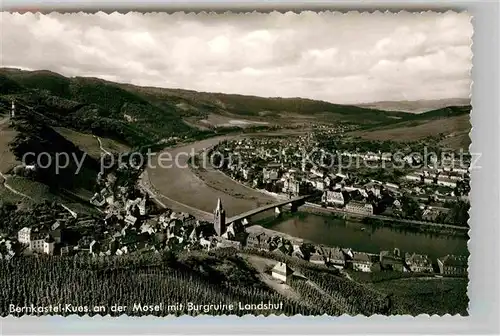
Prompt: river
<box><xmin>147</xmin><ymin>135</ymin><xmax>469</xmax><ymax>258</ymax></box>
<box><xmin>259</xmin><ymin>213</ymin><xmax>468</xmax><ymax>259</ymax></box>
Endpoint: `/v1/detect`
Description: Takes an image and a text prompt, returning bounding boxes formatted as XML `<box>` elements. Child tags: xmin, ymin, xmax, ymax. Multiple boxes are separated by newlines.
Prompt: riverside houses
<box><xmin>321</xmin><ymin>247</ymin><xmax>346</xmax><ymax>269</ymax></box>
<box><xmin>404</xmin><ymin>253</ymin><xmax>434</xmax><ymax>273</ymax></box>
<box><xmin>322</xmin><ymin>190</ymin><xmax>345</xmax><ymax>206</ymax></box>
<box><xmin>380</xmin><ymin>249</ymin><xmax>404</xmax><ymax>272</ymax></box>
<box><xmin>437</xmin><ymin>255</ymin><xmax>468</xmax><ymax>276</ymax></box>
<box><xmin>352</xmin><ymin>252</ymin><xmax>374</xmax><ymax>272</ymax></box>
<box><xmin>346</xmin><ymin>201</ymin><xmax>374</xmax><ymax>215</ymax></box>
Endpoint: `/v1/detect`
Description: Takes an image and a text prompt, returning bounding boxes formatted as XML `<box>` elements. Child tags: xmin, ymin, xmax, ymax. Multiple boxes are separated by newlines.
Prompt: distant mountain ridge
<box><xmin>356</xmin><ymin>98</ymin><xmax>471</xmax><ymax>114</ymax></box>
<box><xmin>0</xmin><ymin>68</ymin><xmax>471</xmax><ymax>147</ymax></box>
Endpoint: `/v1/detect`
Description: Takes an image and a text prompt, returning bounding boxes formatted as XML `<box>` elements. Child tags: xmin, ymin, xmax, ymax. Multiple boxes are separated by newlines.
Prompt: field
<box><xmin>0</xmin><ymin>250</ymin><xmax>321</xmax><ymax>317</ymax></box>
<box><xmin>53</xmin><ymin>127</ymin><xmax>102</xmax><ymax>159</ymax></box>
<box><xmin>351</xmin><ymin>114</ymin><xmax>471</xmax><ymax>150</ymax></box>
<box><xmin>99</xmin><ymin>137</ymin><xmax>131</xmax><ymax>154</ymax></box>
<box><xmin>439</xmin><ymin>132</ymin><xmax>471</xmax><ymax>150</ymax></box>
<box><xmin>6</xmin><ymin>176</ymin><xmax>57</xmax><ymax>202</ymax></box>
<box><xmin>4</xmin><ymin>175</ymin><xmax>98</xmax><ymax>215</ymax></box>
<box><xmin>370</xmin><ymin>277</ymin><xmax>468</xmax><ymax>316</ymax></box>
<box><xmin>0</xmin><ymin>184</ymin><xmax>25</xmax><ymax>204</ymax></box>
<box><xmin>356</xmin><ymin>98</ymin><xmax>471</xmax><ymax>113</ymax></box>
<box><xmin>184</xmin><ymin>113</ymin><xmax>272</xmax><ymax>130</ymax></box>
<box><xmin>53</xmin><ymin>126</ymin><xmax>130</xmax><ymax>158</ymax></box>
<box><xmin>0</xmin><ymin>121</ymin><xmax>19</xmax><ymax>174</ymax></box>
<box><xmin>0</xmin><ymin>241</ymin><xmax>468</xmax><ymax>317</ymax></box>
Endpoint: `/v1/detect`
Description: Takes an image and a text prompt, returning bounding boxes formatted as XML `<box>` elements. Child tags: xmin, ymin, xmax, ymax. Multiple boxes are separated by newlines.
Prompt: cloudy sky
<box><xmin>1</xmin><ymin>11</ymin><xmax>472</xmax><ymax>104</ymax></box>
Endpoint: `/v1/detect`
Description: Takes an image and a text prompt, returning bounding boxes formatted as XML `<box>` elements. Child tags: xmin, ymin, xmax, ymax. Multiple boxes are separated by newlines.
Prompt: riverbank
<box><xmin>188</xmin><ymin>139</ymin><xmax>469</xmax><ymax>237</ymax></box>
<box><xmin>297</xmin><ymin>203</ymin><xmax>468</xmax><ymax>237</ymax></box>
<box><xmin>255</xmin><ymin>211</ymin><xmax>468</xmax><ymax>259</ymax></box>
<box><xmin>146</xmin><ymin>134</ymin><xmax>468</xmax><ymax>258</ymax></box>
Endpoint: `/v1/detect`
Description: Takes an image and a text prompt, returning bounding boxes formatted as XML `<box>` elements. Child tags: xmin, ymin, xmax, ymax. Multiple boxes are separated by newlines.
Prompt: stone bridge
<box><xmin>226</xmin><ymin>193</ymin><xmax>320</xmax><ymax>225</ymax></box>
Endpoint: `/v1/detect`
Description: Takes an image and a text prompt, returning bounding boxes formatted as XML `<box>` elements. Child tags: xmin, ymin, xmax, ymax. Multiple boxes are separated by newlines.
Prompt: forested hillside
<box><xmin>1</xmin><ymin>68</ymin><xmax>471</xmax><ymax>148</ymax></box>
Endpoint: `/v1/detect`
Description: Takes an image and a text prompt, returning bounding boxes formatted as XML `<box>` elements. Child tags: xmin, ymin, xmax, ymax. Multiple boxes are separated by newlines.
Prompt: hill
<box><xmin>0</xmin><ymin>68</ymin><xmax>473</xmax><ymax>151</ymax></box>
<box><xmin>0</xmin><ymin>67</ymin><xmax>472</xmax><ymax>211</ymax></box>
<box><xmin>0</xmin><ymin>69</ymin><xmax>193</xmax><ymax>147</ymax></box>
<box><xmin>122</xmin><ymin>83</ymin><xmax>411</xmax><ymax>124</ymax></box>
<box><xmin>351</xmin><ymin>111</ymin><xmax>471</xmax><ymax>150</ymax></box>
<box><xmin>1</xmin><ymin>68</ymin><xmax>472</xmax><ymax>140</ymax></box>
<box><xmin>0</xmin><ymin>67</ymin><xmax>449</xmax><ymax>145</ymax></box>
<box><xmin>357</xmin><ymin>98</ymin><xmax>471</xmax><ymax>113</ymax></box>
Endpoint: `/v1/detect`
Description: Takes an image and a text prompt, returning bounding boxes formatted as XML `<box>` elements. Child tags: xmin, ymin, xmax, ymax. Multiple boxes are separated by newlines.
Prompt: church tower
<box><xmin>213</xmin><ymin>198</ymin><xmax>226</xmax><ymax>236</ymax></box>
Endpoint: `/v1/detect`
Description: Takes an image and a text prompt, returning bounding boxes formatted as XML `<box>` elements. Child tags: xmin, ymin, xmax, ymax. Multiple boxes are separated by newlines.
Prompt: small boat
<box><xmin>361</xmin><ymin>227</ymin><xmax>366</xmax><ymax>231</ymax></box>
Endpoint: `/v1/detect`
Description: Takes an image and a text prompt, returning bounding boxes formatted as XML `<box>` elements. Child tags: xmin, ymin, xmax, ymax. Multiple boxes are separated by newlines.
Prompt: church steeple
<box><xmin>213</xmin><ymin>198</ymin><xmax>226</xmax><ymax>236</ymax></box>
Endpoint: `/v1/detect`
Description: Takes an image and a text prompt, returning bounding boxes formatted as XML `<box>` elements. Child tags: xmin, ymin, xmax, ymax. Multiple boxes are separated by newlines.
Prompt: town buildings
<box><xmin>18</xmin><ymin>227</ymin><xmax>57</xmax><ymax>255</ymax></box>
<box><xmin>404</xmin><ymin>253</ymin><xmax>434</xmax><ymax>273</ymax></box>
<box><xmin>309</xmin><ymin>252</ymin><xmax>326</xmax><ymax>265</ymax></box>
<box><xmin>352</xmin><ymin>252</ymin><xmax>374</xmax><ymax>272</ymax></box>
<box><xmin>321</xmin><ymin>246</ymin><xmax>346</xmax><ymax>268</ymax></box>
<box><xmin>323</xmin><ymin>190</ymin><xmax>345</xmax><ymax>206</ymax></box>
<box><xmin>380</xmin><ymin>249</ymin><xmax>404</xmax><ymax>272</ymax></box>
<box><xmin>43</xmin><ymin>235</ymin><xmax>55</xmax><ymax>255</ymax></box>
<box><xmin>346</xmin><ymin>201</ymin><xmax>374</xmax><ymax>215</ymax></box>
<box><xmin>437</xmin><ymin>255</ymin><xmax>468</xmax><ymax>276</ymax></box>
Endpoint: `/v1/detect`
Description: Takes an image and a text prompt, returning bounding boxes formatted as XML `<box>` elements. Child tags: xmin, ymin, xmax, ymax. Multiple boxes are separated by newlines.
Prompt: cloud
<box><xmin>0</xmin><ymin>11</ymin><xmax>472</xmax><ymax>104</ymax></box>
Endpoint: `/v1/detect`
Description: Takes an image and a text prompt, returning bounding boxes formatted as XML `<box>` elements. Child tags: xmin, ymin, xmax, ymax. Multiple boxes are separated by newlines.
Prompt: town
<box><xmin>0</xmin><ymin>138</ymin><xmax>468</xmax><ymax>279</ymax></box>
<box><xmin>208</xmin><ymin>131</ymin><xmax>470</xmax><ymax>227</ymax></box>
<box><xmin>0</xmin><ymin>9</ymin><xmax>477</xmax><ymax>322</ymax></box>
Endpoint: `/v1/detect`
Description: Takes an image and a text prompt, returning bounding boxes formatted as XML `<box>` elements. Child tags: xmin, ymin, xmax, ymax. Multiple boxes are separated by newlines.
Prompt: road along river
<box><xmin>146</xmin><ymin>135</ymin><xmax>468</xmax><ymax>258</ymax></box>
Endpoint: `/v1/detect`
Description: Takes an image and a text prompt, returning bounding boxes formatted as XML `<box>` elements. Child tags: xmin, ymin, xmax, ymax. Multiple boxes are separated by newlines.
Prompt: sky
<box><xmin>1</xmin><ymin>11</ymin><xmax>472</xmax><ymax>104</ymax></box>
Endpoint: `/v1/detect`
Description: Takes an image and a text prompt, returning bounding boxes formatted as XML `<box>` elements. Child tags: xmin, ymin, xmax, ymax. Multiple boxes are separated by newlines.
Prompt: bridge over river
<box><xmin>226</xmin><ymin>193</ymin><xmax>321</xmax><ymax>225</ymax></box>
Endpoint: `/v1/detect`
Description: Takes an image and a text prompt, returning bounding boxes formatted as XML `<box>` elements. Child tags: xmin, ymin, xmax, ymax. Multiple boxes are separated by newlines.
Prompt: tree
<box><xmin>161</xmin><ymin>250</ymin><xmax>178</xmax><ymax>267</ymax></box>
<box><xmin>448</xmin><ymin>200</ymin><xmax>470</xmax><ymax>226</ymax></box>
<box><xmin>401</xmin><ymin>195</ymin><xmax>422</xmax><ymax>220</ymax></box>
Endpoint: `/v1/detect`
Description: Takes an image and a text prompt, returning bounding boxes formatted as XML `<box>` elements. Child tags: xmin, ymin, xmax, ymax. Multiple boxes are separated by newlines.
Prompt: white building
<box><xmin>263</xmin><ymin>168</ymin><xmax>279</xmax><ymax>181</ymax></box>
<box><xmin>271</xmin><ymin>262</ymin><xmax>293</xmax><ymax>283</ymax></box>
<box><xmin>315</xmin><ymin>180</ymin><xmax>325</xmax><ymax>191</ymax></box>
<box><xmin>126</xmin><ymin>197</ymin><xmax>146</xmax><ymax>216</ymax></box>
<box><xmin>404</xmin><ymin>174</ymin><xmax>421</xmax><ymax>182</ymax></box>
<box><xmin>124</xmin><ymin>215</ymin><xmax>138</xmax><ymax>226</ymax></box>
<box><xmin>346</xmin><ymin>201</ymin><xmax>373</xmax><ymax>215</ymax></box>
<box><xmin>18</xmin><ymin>227</ymin><xmax>45</xmax><ymax>252</ymax></box>
<box><xmin>43</xmin><ymin>235</ymin><xmax>55</xmax><ymax>255</ymax></box>
<box><xmin>335</xmin><ymin>173</ymin><xmax>348</xmax><ymax>180</ymax></box>
<box><xmin>385</xmin><ymin>182</ymin><xmax>399</xmax><ymax>189</ymax></box>
<box><xmin>437</xmin><ymin>177</ymin><xmax>457</xmax><ymax>188</ymax></box>
<box><xmin>89</xmin><ymin>240</ymin><xmax>101</xmax><ymax>255</ymax></box>
<box><xmin>352</xmin><ymin>252</ymin><xmax>373</xmax><ymax>272</ymax></box>
<box><xmin>11</xmin><ymin>100</ymin><xmax>15</xmax><ymax>118</ymax></box>
<box><xmin>381</xmin><ymin>153</ymin><xmax>392</xmax><ymax>161</ymax></box>
<box><xmin>423</xmin><ymin>177</ymin><xmax>434</xmax><ymax>184</ymax></box>
<box><xmin>18</xmin><ymin>227</ymin><xmax>56</xmax><ymax>254</ymax></box>
<box><xmin>323</xmin><ymin>190</ymin><xmax>344</xmax><ymax>206</ymax></box>
<box><xmin>404</xmin><ymin>253</ymin><xmax>433</xmax><ymax>273</ymax></box>
<box><xmin>310</xmin><ymin>167</ymin><xmax>323</xmax><ymax>177</ymax></box>
<box><xmin>242</xmin><ymin>167</ymin><xmax>250</xmax><ymax>180</ymax></box>
<box><xmin>18</xmin><ymin>227</ymin><xmax>32</xmax><ymax>245</ymax></box>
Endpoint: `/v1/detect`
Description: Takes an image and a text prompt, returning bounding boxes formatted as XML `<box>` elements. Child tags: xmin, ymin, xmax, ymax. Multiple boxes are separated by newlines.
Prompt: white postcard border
<box><xmin>0</xmin><ymin>1</ymin><xmax>498</xmax><ymax>335</ymax></box>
